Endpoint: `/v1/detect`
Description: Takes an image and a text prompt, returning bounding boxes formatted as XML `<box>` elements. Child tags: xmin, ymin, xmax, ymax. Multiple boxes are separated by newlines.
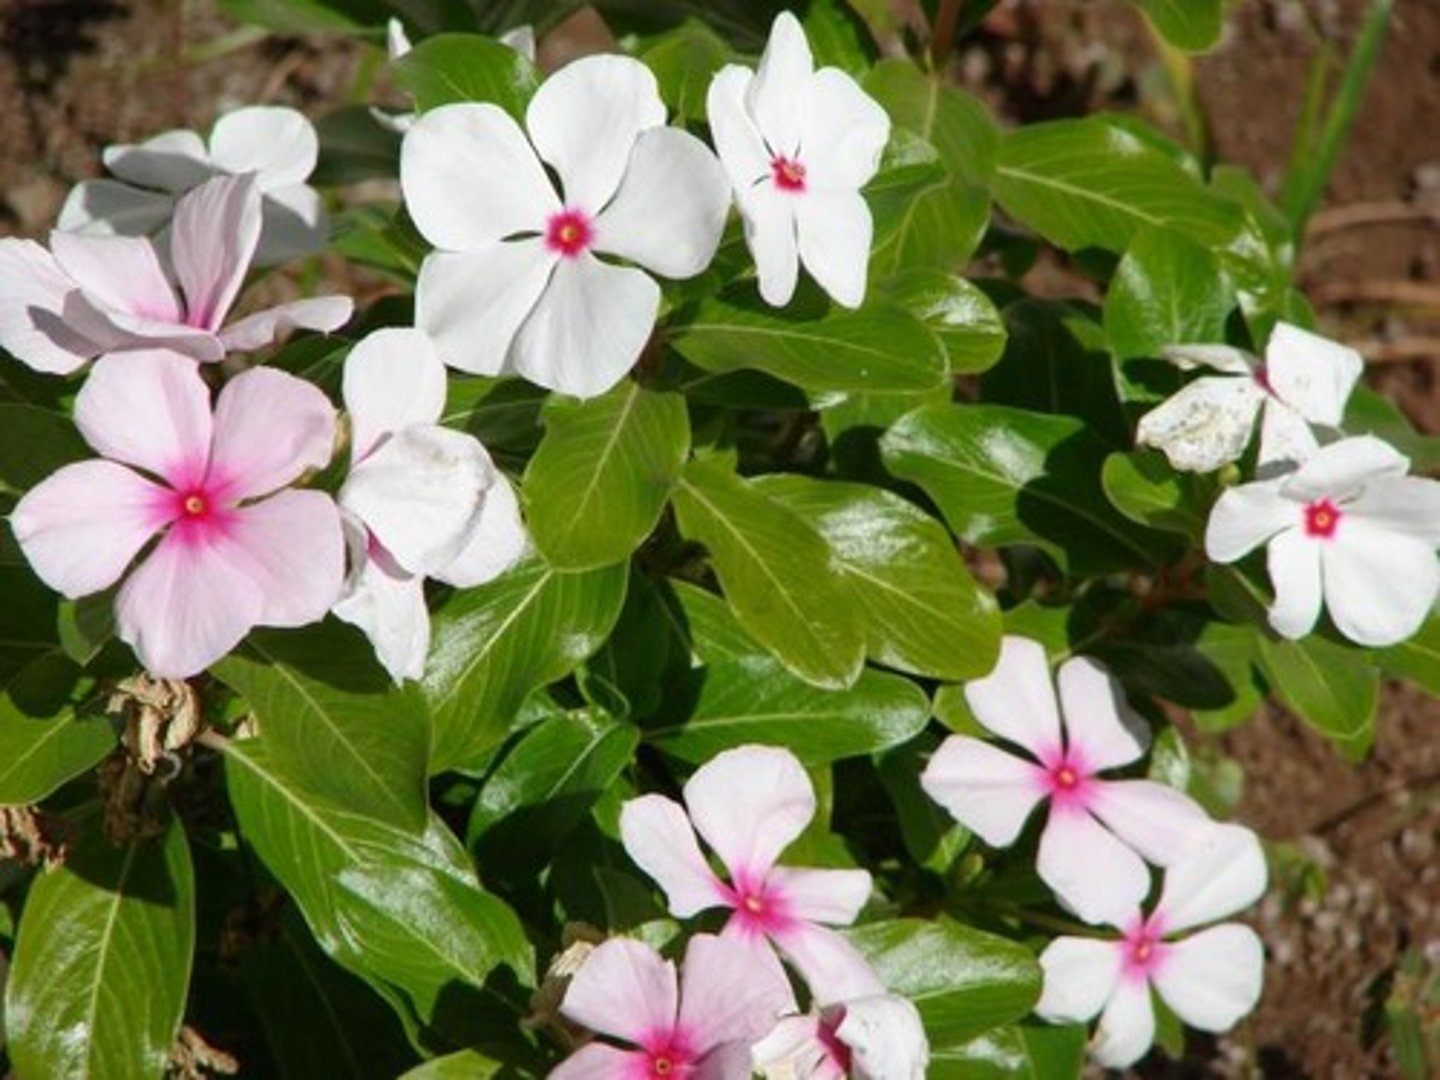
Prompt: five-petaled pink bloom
<box><xmin>1036</xmin><ymin>824</ymin><xmax>1267</xmax><ymax>1069</ymax></box>
<box><xmin>401</xmin><ymin>54</ymin><xmax>730</xmax><ymax>398</ymax></box>
<box><xmin>11</xmin><ymin>350</ymin><xmax>345</xmax><ymax>679</ymax></box>
<box><xmin>751</xmin><ymin>992</ymin><xmax>928</xmax><ymax>1079</ymax></box>
<box><xmin>551</xmin><ymin>933</ymin><xmax>795</xmax><ymax>1079</ymax></box>
<box><xmin>0</xmin><ymin>172</ymin><xmax>350</xmax><ymax>375</ymax></box>
<box><xmin>707</xmin><ymin>11</ymin><xmax>891</xmax><ymax>309</ymax></box>
<box><xmin>620</xmin><ymin>744</ymin><xmax>883</xmax><ymax>1005</ymax></box>
<box><xmin>921</xmin><ymin>636</ymin><xmax>1214</xmax><ymax>925</ymax></box>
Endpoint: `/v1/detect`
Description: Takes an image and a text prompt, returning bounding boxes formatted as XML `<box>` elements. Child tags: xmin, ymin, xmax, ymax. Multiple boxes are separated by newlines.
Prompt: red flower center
<box><xmin>1304</xmin><ymin>498</ymin><xmax>1342</xmax><ymax>539</ymax></box>
<box><xmin>771</xmin><ymin>155</ymin><xmax>807</xmax><ymax>193</ymax></box>
<box><xmin>545</xmin><ymin>208</ymin><xmax>594</xmax><ymax>258</ymax></box>
<box><xmin>182</xmin><ymin>493</ymin><xmax>208</xmax><ymax>518</ymax></box>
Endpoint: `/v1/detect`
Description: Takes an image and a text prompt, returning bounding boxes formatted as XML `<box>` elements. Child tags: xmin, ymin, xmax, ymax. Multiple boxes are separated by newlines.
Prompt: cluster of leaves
<box><xmin>0</xmin><ymin>0</ymin><xmax>1424</xmax><ymax>1076</ymax></box>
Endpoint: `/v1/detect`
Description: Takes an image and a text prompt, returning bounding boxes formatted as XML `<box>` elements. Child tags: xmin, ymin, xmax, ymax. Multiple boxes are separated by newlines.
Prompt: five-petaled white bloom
<box><xmin>1036</xmin><ymin>825</ymin><xmax>1267</xmax><ymax>1070</ymax></box>
<box><xmin>59</xmin><ymin>105</ymin><xmax>328</xmax><ymax>265</ymax></box>
<box><xmin>922</xmin><ymin>636</ymin><xmax>1214</xmax><ymax>926</ymax></box>
<box><xmin>753</xmin><ymin>992</ymin><xmax>929</xmax><ymax>1079</ymax></box>
<box><xmin>400</xmin><ymin>54</ymin><xmax>730</xmax><ymax>398</ymax></box>
<box><xmin>333</xmin><ymin>328</ymin><xmax>528</xmax><ymax>682</ymax></box>
<box><xmin>1137</xmin><ymin>321</ymin><xmax>1363</xmax><ymax>473</ymax></box>
<box><xmin>1206</xmin><ymin>434</ymin><xmax>1440</xmax><ymax>646</ymax></box>
<box><xmin>707</xmin><ymin>11</ymin><xmax>891</xmax><ymax>309</ymax></box>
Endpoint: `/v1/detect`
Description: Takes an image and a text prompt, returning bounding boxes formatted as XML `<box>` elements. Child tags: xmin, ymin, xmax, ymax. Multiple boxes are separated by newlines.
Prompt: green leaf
<box><xmin>670</xmin><ymin>292</ymin><xmax>949</xmax><ymax>395</ymax></box>
<box><xmin>0</xmin><ymin>651</ymin><xmax>116</xmax><ymax>804</ymax></box>
<box><xmin>213</xmin><ymin>624</ymin><xmax>431</xmax><ymax>831</ymax></box>
<box><xmin>848</xmin><ymin>918</ymin><xmax>1042</xmax><ymax>1050</ymax></box>
<box><xmin>214</xmin><ymin>0</ymin><xmax>387</xmax><ymax>33</ymax></box>
<box><xmin>878</xmin><ymin>270</ymin><xmax>1007</xmax><ymax>374</ymax></box>
<box><xmin>881</xmin><ymin>404</ymin><xmax>1173</xmax><ymax>574</ymax></box>
<box><xmin>647</xmin><ymin>656</ymin><xmax>928</xmax><ymax>765</ymax></box>
<box><xmin>423</xmin><ymin>557</ymin><xmax>628</xmax><ymax>771</ymax></box>
<box><xmin>671</xmin><ymin>458</ymin><xmax>865</xmax><ymax>689</ymax></box>
<box><xmin>754</xmin><ymin>475</ymin><xmax>1001</xmax><ymax>680</ymax></box>
<box><xmin>0</xmin><ymin>403</ymin><xmax>87</xmax><ymax>495</ymax></box>
<box><xmin>400</xmin><ymin>1051</ymin><xmax>505</xmax><ymax>1079</ymax></box>
<box><xmin>1133</xmin><ymin>0</ymin><xmax>1223</xmax><ymax>51</ymax></box>
<box><xmin>662</xmin><ymin>579</ymin><xmax>767</xmax><ymax>664</ymax></box>
<box><xmin>1345</xmin><ymin>384</ymin><xmax>1440</xmax><ymax>470</ymax></box>
<box><xmin>523</xmin><ymin>382</ymin><xmax>689</xmax><ymax>570</ymax></box>
<box><xmin>638</xmin><ymin>19</ymin><xmax>729</xmax><ymax>121</ymax></box>
<box><xmin>395</xmin><ymin>33</ymin><xmax>541</xmax><ymax>120</ymax></box>
<box><xmin>1377</xmin><ymin>616</ymin><xmax>1440</xmax><ymax>695</ymax></box>
<box><xmin>933</xmin><ymin>1022</ymin><xmax>1086</xmax><ymax>1078</ymax></box>
<box><xmin>9</xmin><ymin>810</ymin><xmax>194</xmax><ymax>1080</ymax></box>
<box><xmin>1101</xmin><ymin>449</ymin><xmax>1207</xmax><ymax>540</ymax></box>
<box><xmin>1105</xmin><ymin>227</ymin><xmax>1234</xmax><ymax>361</ymax></box>
<box><xmin>0</xmin><ymin>565</ymin><xmax>59</xmax><ymax>680</ymax></box>
<box><xmin>313</xmin><ymin>104</ymin><xmax>403</xmax><ymax>186</ymax></box>
<box><xmin>992</xmin><ymin>118</ymin><xmax>1241</xmax><ymax>254</ymax></box>
<box><xmin>878</xmin><ymin>737</ymin><xmax>971</xmax><ymax>874</ymax></box>
<box><xmin>1256</xmin><ymin>635</ymin><xmax>1378</xmax><ymax>759</ymax></box>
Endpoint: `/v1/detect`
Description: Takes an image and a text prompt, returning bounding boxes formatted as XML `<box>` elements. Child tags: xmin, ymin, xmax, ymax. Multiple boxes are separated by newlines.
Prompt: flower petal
<box><xmin>963</xmin><ymin>635</ymin><xmax>1063</xmax><ymax>762</ymax></box>
<box><xmin>434</xmin><ymin>473</ymin><xmax>529</xmax><ymax>588</ymax></box>
<box><xmin>49</xmin><ymin>231</ymin><xmax>181</xmax><ymax>325</ymax></box>
<box><xmin>751</xmin><ymin>1015</ymin><xmax>833</xmax><ymax>1079</ymax></box>
<box><xmin>1321</xmin><ymin>523</ymin><xmax>1438</xmax><ymax>647</ymax></box>
<box><xmin>593</xmin><ymin>127</ymin><xmax>729</xmax><ymax>280</ymax></box>
<box><xmin>1135</xmin><ymin>375</ymin><xmax>1261</xmax><ymax>473</ymax></box>
<box><xmin>745</xmin><ymin>12</ymin><xmax>813</xmax><ymax>157</ymax></box>
<box><xmin>1037</xmin><ymin>808</ymin><xmax>1151</xmax><ymax>926</ymax></box>
<box><xmin>11</xmin><ymin>461</ymin><xmax>168</xmax><ymax>597</ymax></box>
<box><xmin>1087</xmin><ymin>780</ymin><xmax>1213</xmax><ymax>867</ymax></box>
<box><xmin>766</xmin><ymin>866</ymin><xmax>871</xmax><ymax>927</ymax></box>
<box><xmin>342</xmin><ymin>327</ymin><xmax>447</xmax><ymax>461</ymax></box>
<box><xmin>1153</xmin><ymin>924</ymin><xmax>1264</xmax><ymax>1034</ymax></box>
<box><xmin>794</xmin><ymin>189</ymin><xmax>872</xmax><ymax>309</ymax></box>
<box><xmin>332</xmin><ymin>534</ymin><xmax>430</xmax><ymax>684</ymax></box>
<box><xmin>678</xmin><ymin>933</ymin><xmax>796</xmax><ymax>1053</ymax></box>
<box><xmin>103</xmin><ymin>129</ymin><xmax>211</xmax><ymax>191</ymax></box>
<box><xmin>401</xmin><ymin>103</ymin><xmax>557</xmax><ymax>251</ymax></box>
<box><xmin>208</xmin><ymin>106</ymin><xmax>318</xmax><ymax>191</ymax></box>
<box><xmin>525</xmin><ymin>54</ymin><xmax>665</xmax><ymax>213</ymax></box>
<box><xmin>1265</xmin><ymin>527</ymin><xmax>1323</xmax><ymax>640</ymax></box>
<box><xmin>1160</xmin><ymin>343</ymin><xmax>1255</xmax><ymax>375</ymax></box>
<box><xmin>72</xmin><ymin>350</ymin><xmax>213</xmax><ymax>488</ymax></box>
<box><xmin>1056</xmin><ymin>656</ymin><xmax>1149</xmax><ymax>772</ymax></box>
<box><xmin>796</xmin><ymin>68</ymin><xmax>890</xmax><ymax>192</ymax></box>
<box><xmin>1264</xmin><ymin>321</ymin><xmax>1362</xmax><ymax>426</ymax></box>
<box><xmin>1154</xmin><ymin>824</ymin><xmax>1267</xmax><ymax>933</ymax></box>
<box><xmin>255</xmin><ymin>184</ymin><xmax>328</xmax><ymax>265</ymax></box>
<box><xmin>414</xmin><ymin>241</ymin><xmax>554</xmax><ymax>377</ymax></box>
<box><xmin>170</xmin><ymin>174</ymin><xmax>262</xmax><ymax>332</ymax></box>
<box><xmin>1090</xmin><ymin>975</ymin><xmax>1155</xmax><ymax>1070</ymax></box>
<box><xmin>738</xmin><ymin>183</ymin><xmax>800</xmax><ymax>307</ymax></box>
<box><xmin>224</xmin><ymin>490</ymin><xmax>346</xmax><ymax>627</ymax></box>
<box><xmin>920</xmin><ymin>735</ymin><xmax>1047</xmax><ymax>846</ymax></box>
<box><xmin>771</xmin><ymin>922</ymin><xmax>884</xmax><ymax>1007</ymax></box>
<box><xmin>1257</xmin><ymin>397</ymin><xmax>1320</xmax><ymax>468</ymax></box>
<box><xmin>619</xmin><ymin>794</ymin><xmax>728</xmax><ymax>918</ymax></box>
<box><xmin>0</xmin><ymin>239</ymin><xmax>98</xmax><ymax>373</ymax></box>
<box><xmin>208</xmin><ymin>367</ymin><xmax>337</xmax><ymax>501</ymax></box>
<box><xmin>561</xmin><ymin>937</ymin><xmax>677</xmax><ymax>1046</ymax></box>
<box><xmin>684</xmin><ymin>745</ymin><xmax>814</xmax><ymax>884</ymax></box>
<box><xmin>837</xmin><ymin>994</ymin><xmax>929</xmax><ymax>1080</ymax></box>
<box><xmin>548</xmin><ymin>1043</ymin><xmax>644</xmax><ymax>1080</ymax></box>
<box><xmin>1035</xmin><ymin>936</ymin><xmax>1124</xmax><ymax>1023</ymax></box>
<box><xmin>1281</xmin><ymin>434</ymin><xmax>1409</xmax><ymax>503</ymax></box>
<box><xmin>706</xmin><ymin>65</ymin><xmax>770</xmax><ymax>189</ymax></box>
<box><xmin>58</xmin><ymin>180</ymin><xmax>176</xmax><ymax>237</ymax></box>
<box><xmin>218</xmin><ymin>296</ymin><xmax>352</xmax><ymax>353</ymax></box>
<box><xmin>510</xmin><ymin>252</ymin><xmax>658</xmax><ymax>398</ymax></box>
<box><xmin>1349</xmin><ymin>475</ymin><xmax>1440</xmax><ymax>545</ymax></box>
<box><xmin>1204</xmin><ymin>477</ymin><xmax>1293</xmax><ymax>563</ymax></box>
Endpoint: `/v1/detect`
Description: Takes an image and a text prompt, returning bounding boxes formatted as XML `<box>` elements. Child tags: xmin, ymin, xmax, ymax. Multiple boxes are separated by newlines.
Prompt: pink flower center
<box><xmin>641</xmin><ymin>1036</ymin><xmax>696</xmax><ymax>1079</ymax></box>
<box><xmin>1122</xmin><ymin>917</ymin><xmax>1169</xmax><ymax>981</ymax></box>
<box><xmin>771</xmin><ymin>155</ymin><xmax>807</xmax><ymax>193</ymax></box>
<box><xmin>545</xmin><ymin>208</ymin><xmax>594</xmax><ymax>258</ymax></box>
<box><xmin>1041</xmin><ymin>752</ymin><xmax>1093</xmax><ymax>811</ymax></box>
<box><xmin>725</xmin><ymin>875</ymin><xmax>793</xmax><ymax>937</ymax></box>
<box><xmin>1304</xmin><ymin>498</ymin><xmax>1342</xmax><ymax>540</ymax></box>
<box><xmin>1253</xmin><ymin>364</ymin><xmax>1274</xmax><ymax>396</ymax></box>
<box><xmin>181</xmin><ymin>492</ymin><xmax>209</xmax><ymax>519</ymax></box>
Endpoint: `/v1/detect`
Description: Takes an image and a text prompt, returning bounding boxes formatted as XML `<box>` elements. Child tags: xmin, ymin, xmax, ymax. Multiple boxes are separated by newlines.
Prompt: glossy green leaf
<box><xmin>662</xmin><ymin>579</ymin><xmax>767</xmax><ymax>664</ymax></box>
<box><xmin>754</xmin><ymin>475</ymin><xmax>1001</xmax><ymax>680</ymax></box>
<box><xmin>0</xmin><ymin>403</ymin><xmax>87</xmax><ymax>495</ymax></box>
<box><xmin>1377</xmin><ymin>616</ymin><xmax>1440</xmax><ymax>695</ymax></box>
<box><xmin>878</xmin><ymin>270</ymin><xmax>1007</xmax><ymax>374</ymax></box>
<box><xmin>992</xmin><ymin>118</ymin><xmax>1241</xmax><ymax>254</ymax></box>
<box><xmin>671</xmin><ymin>458</ymin><xmax>865</xmax><ymax>689</ymax></box>
<box><xmin>670</xmin><ymin>292</ymin><xmax>949</xmax><ymax>395</ymax></box>
<box><xmin>0</xmin><ymin>565</ymin><xmax>59</xmax><ymax>680</ymax></box>
<box><xmin>1256</xmin><ymin>635</ymin><xmax>1378</xmax><ymax>759</ymax></box>
<box><xmin>0</xmin><ymin>651</ymin><xmax>116</xmax><ymax>805</ymax></box>
<box><xmin>9</xmin><ymin>810</ymin><xmax>194</xmax><ymax>1080</ymax></box>
<box><xmin>395</xmin><ymin>33</ymin><xmax>541</xmax><ymax>120</ymax></box>
<box><xmin>214</xmin><ymin>624</ymin><xmax>431</xmax><ymax>831</ymax></box>
<box><xmin>523</xmin><ymin>382</ymin><xmax>689</xmax><ymax>570</ymax></box>
<box><xmin>647</xmin><ymin>656</ymin><xmax>928</xmax><ymax>765</ymax></box>
<box><xmin>423</xmin><ymin>556</ymin><xmax>628</xmax><ymax>771</ymax></box>
<box><xmin>932</xmin><ymin>1022</ymin><xmax>1087</xmax><ymax>1078</ymax></box>
<box><xmin>639</xmin><ymin>20</ymin><xmax>730</xmax><ymax>121</ymax></box>
<box><xmin>1101</xmin><ymin>449</ymin><xmax>1207</xmax><ymax>540</ymax></box>
<box><xmin>400</xmin><ymin>1051</ymin><xmax>505</xmax><ymax>1079</ymax></box>
<box><xmin>1105</xmin><ymin>227</ymin><xmax>1234</xmax><ymax>360</ymax></box>
<box><xmin>1134</xmin><ymin>0</ymin><xmax>1223</xmax><ymax>51</ymax></box>
<box><xmin>881</xmin><ymin>404</ymin><xmax>1173</xmax><ymax>574</ymax></box>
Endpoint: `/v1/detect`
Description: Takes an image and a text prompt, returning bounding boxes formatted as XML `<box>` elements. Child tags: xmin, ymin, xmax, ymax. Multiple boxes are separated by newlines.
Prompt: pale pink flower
<box><xmin>332</xmin><ymin>328</ymin><xmax>527</xmax><ymax>682</ymax></box>
<box><xmin>400</xmin><ymin>54</ymin><xmax>729</xmax><ymax>397</ymax></box>
<box><xmin>551</xmin><ymin>933</ymin><xmax>796</xmax><ymax>1079</ymax></box>
<box><xmin>1207</xmin><ymin>434</ymin><xmax>1440</xmax><ymax>646</ymax></box>
<box><xmin>921</xmin><ymin>636</ymin><xmax>1214</xmax><ymax>925</ymax></box>
<box><xmin>10</xmin><ymin>350</ymin><xmax>344</xmax><ymax>678</ymax></box>
<box><xmin>706</xmin><ymin>12</ymin><xmax>890</xmax><ymax>309</ymax></box>
<box><xmin>0</xmin><ymin>174</ymin><xmax>351</xmax><ymax>376</ymax></box>
<box><xmin>620</xmin><ymin>745</ymin><xmax>883</xmax><ymax>1006</ymax></box>
<box><xmin>1036</xmin><ymin>825</ymin><xmax>1267</xmax><ymax>1070</ymax></box>
<box><xmin>752</xmin><ymin>993</ymin><xmax>928</xmax><ymax>1079</ymax></box>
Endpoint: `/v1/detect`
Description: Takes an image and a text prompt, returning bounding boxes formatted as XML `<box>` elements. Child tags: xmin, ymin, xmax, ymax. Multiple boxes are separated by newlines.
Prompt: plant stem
<box><xmin>930</xmin><ymin>0</ymin><xmax>962</xmax><ymax>71</ymax></box>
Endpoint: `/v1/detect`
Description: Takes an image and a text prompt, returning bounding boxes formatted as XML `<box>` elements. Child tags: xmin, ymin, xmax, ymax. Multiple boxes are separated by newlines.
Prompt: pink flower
<box><xmin>1036</xmin><ymin>825</ymin><xmax>1268</xmax><ymax>1069</ymax></box>
<box><xmin>921</xmin><ymin>636</ymin><xmax>1214</xmax><ymax>925</ymax></box>
<box><xmin>620</xmin><ymin>745</ymin><xmax>883</xmax><ymax>1006</ymax></box>
<box><xmin>11</xmin><ymin>350</ymin><xmax>344</xmax><ymax>678</ymax></box>
<box><xmin>0</xmin><ymin>173</ymin><xmax>351</xmax><ymax>375</ymax></box>
<box><xmin>752</xmin><ymin>993</ymin><xmax>928</xmax><ymax>1079</ymax></box>
<box><xmin>552</xmin><ymin>933</ymin><xmax>795</xmax><ymax>1079</ymax></box>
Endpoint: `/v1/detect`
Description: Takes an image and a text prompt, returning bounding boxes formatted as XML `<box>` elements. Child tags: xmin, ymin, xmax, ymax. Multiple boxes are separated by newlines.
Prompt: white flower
<box><xmin>1036</xmin><ymin>825</ymin><xmax>1267</xmax><ymax>1070</ymax></box>
<box><xmin>58</xmin><ymin>105</ymin><xmax>327</xmax><ymax>265</ymax></box>
<box><xmin>706</xmin><ymin>11</ymin><xmax>890</xmax><ymax>309</ymax></box>
<box><xmin>332</xmin><ymin>328</ymin><xmax>527</xmax><ymax>681</ymax></box>
<box><xmin>1206</xmin><ymin>434</ymin><xmax>1440</xmax><ymax>646</ymax></box>
<box><xmin>1136</xmin><ymin>321</ymin><xmax>1363</xmax><ymax>472</ymax></box>
<box><xmin>753</xmin><ymin>993</ymin><xmax>928</xmax><ymax>1079</ymax></box>
<box><xmin>399</xmin><ymin>54</ymin><xmax>730</xmax><ymax>398</ymax></box>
